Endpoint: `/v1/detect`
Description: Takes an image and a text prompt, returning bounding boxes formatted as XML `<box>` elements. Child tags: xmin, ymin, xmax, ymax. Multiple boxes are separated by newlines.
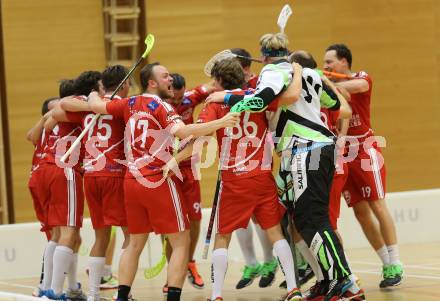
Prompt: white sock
<box><xmin>42</xmin><ymin>241</ymin><xmax>57</xmax><ymax>290</ymax></box>
<box><xmin>274</xmin><ymin>239</ymin><xmax>297</xmax><ymax>291</ymax></box>
<box><xmin>387</xmin><ymin>245</ymin><xmax>400</xmax><ymax>265</ymax></box>
<box><xmin>51</xmin><ymin>246</ymin><xmax>73</xmax><ymax>295</ymax></box>
<box><xmin>103</xmin><ymin>264</ymin><xmax>112</xmax><ymax>278</ymax></box>
<box><xmin>211</xmin><ymin>248</ymin><xmax>228</xmax><ymax>300</ymax></box>
<box><xmin>376</xmin><ymin>245</ymin><xmax>391</xmax><ymax>265</ymax></box>
<box><xmin>296</xmin><ymin>240</ymin><xmax>324</xmax><ymax>281</ymax></box>
<box><xmin>88</xmin><ymin>257</ymin><xmax>105</xmax><ymax>298</ymax></box>
<box><xmin>67</xmin><ymin>253</ymin><xmax>79</xmax><ymax>291</ymax></box>
<box><xmin>236</xmin><ymin>225</ymin><xmax>258</xmax><ymax>266</ymax></box>
<box><xmin>255</xmin><ymin>223</ymin><xmax>274</xmax><ymax>262</ymax></box>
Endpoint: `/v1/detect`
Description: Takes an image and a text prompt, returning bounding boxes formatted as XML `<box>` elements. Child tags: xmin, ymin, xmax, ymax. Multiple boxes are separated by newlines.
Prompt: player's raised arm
<box><xmin>276</xmin><ymin>62</ymin><xmax>303</xmax><ymax>106</ymax></box>
<box><xmin>172</xmin><ymin>112</ymin><xmax>240</xmax><ymax>140</ymax></box>
<box><xmin>335</xmin><ymin>78</ymin><xmax>369</xmax><ymax>94</ymax></box>
<box><xmin>60</xmin><ymin>96</ymin><xmax>90</xmax><ymax>112</ymax></box>
<box><xmin>88</xmin><ymin>91</ymin><xmax>109</xmax><ymax>114</ymax></box>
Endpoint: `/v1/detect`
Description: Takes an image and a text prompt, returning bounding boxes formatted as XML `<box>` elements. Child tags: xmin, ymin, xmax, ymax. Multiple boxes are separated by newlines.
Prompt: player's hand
<box><xmin>292</xmin><ymin>62</ymin><xmax>303</xmax><ymax>74</ymax></box>
<box><xmin>206</xmin><ymin>91</ymin><xmax>227</xmax><ymax>103</ymax></box>
<box><xmin>219</xmin><ymin>112</ymin><xmax>240</xmax><ymax>128</ymax></box>
<box><xmin>162</xmin><ymin>158</ymin><xmax>178</xmax><ymax>179</ymax></box>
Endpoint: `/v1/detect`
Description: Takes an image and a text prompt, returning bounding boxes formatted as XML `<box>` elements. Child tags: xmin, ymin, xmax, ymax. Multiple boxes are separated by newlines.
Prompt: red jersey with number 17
<box><xmin>106</xmin><ymin>93</ymin><xmax>183</xmax><ymax>178</ymax></box>
<box><xmin>197</xmin><ymin>89</ymin><xmax>272</xmax><ymax>181</ymax></box>
<box><xmin>347</xmin><ymin>71</ymin><xmax>373</xmax><ymax>138</ymax></box>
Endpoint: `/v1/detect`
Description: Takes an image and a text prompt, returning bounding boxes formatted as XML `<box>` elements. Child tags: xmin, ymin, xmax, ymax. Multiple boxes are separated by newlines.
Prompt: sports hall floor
<box><xmin>1</xmin><ymin>242</ymin><xmax>439</xmax><ymax>301</ymax></box>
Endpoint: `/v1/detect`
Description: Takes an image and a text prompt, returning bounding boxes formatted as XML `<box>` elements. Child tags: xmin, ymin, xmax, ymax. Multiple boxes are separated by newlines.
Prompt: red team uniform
<box><xmin>320</xmin><ymin>108</ymin><xmax>348</xmax><ymax>230</ymax></box>
<box><xmin>168</xmin><ymin>85</ymin><xmax>209</xmax><ymax>221</ymax></box>
<box><xmin>343</xmin><ymin>71</ymin><xmax>386</xmax><ymax>206</ymax></box>
<box><xmin>38</xmin><ymin>103</ymin><xmax>85</xmax><ymax>228</ymax></box>
<box><xmin>105</xmin><ymin>93</ymin><xmax>189</xmax><ymax>234</ymax></box>
<box><xmin>28</xmin><ymin>133</ymin><xmax>52</xmax><ymax>235</ymax></box>
<box><xmin>197</xmin><ymin>89</ymin><xmax>285</xmax><ymax>234</ymax></box>
<box><xmin>66</xmin><ymin>95</ymin><xmax>127</xmax><ymax>229</ymax></box>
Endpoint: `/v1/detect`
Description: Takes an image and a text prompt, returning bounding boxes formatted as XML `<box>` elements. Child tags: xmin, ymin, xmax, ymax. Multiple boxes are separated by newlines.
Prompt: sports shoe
<box><xmin>298</xmin><ymin>265</ymin><xmax>314</xmax><ymax>286</ymax></box>
<box><xmin>235</xmin><ymin>263</ymin><xmax>262</xmax><ymax>289</ymax></box>
<box><xmin>341</xmin><ymin>288</ymin><xmax>366</xmax><ymax>301</ymax></box>
<box><xmin>259</xmin><ymin>258</ymin><xmax>278</xmax><ymax>288</ymax></box>
<box><xmin>32</xmin><ymin>287</ymin><xmax>46</xmax><ymax>297</ymax></box>
<box><xmin>41</xmin><ymin>289</ymin><xmax>67</xmax><ymax>301</ymax></box>
<box><xmin>323</xmin><ymin>277</ymin><xmax>353</xmax><ymax>301</ymax></box>
<box><xmin>207</xmin><ymin>298</ymin><xmax>223</xmax><ymax>301</ymax></box>
<box><xmin>162</xmin><ymin>283</ymin><xmax>168</xmax><ymax>296</ymax></box>
<box><xmin>380</xmin><ymin>263</ymin><xmax>403</xmax><ymax>288</ymax></box>
<box><xmin>280</xmin><ymin>288</ymin><xmax>303</xmax><ymax>301</ymax></box>
<box><xmin>303</xmin><ymin>280</ymin><xmax>328</xmax><ymax>301</ymax></box>
<box><xmin>188</xmin><ymin>260</ymin><xmax>204</xmax><ymax>288</ymax></box>
<box><xmin>66</xmin><ymin>283</ymin><xmax>87</xmax><ymax>301</ymax></box>
<box><xmin>100</xmin><ymin>274</ymin><xmax>119</xmax><ymax>289</ymax></box>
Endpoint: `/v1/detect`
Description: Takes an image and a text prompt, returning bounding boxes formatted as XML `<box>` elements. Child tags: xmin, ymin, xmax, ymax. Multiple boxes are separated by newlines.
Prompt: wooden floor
<box><xmin>1</xmin><ymin>242</ymin><xmax>440</xmax><ymax>301</ymax></box>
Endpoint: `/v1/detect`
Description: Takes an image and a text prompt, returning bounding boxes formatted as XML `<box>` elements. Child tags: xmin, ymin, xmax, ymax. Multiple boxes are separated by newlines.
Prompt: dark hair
<box><xmin>326</xmin><ymin>44</ymin><xmax>352</xmax><ymax>68</ymax></box>
<box><xmin>59</xmin><ymin>79</ymin><xmax>76</xmax><ymax>98</ymax></box>
<box><xmin>171</xmin><ymin>73</ymin><xmax>186</xmax><ymax>90</ymax></box>
<box><xmin>230</xmin><ymin>48</ymin><xmax>252</xmax><ymax>68</ymax></box>
<box><xmin>74</xmin><ymin>71</ymin><xmax>101</xmax><ymax>96</ymax></box>
<box><xmin>41</xmin><ymin>97</ymin><xmax>58</xmax><ymax>116</ymax></box>
<box><xmin>289</xmin><ymin>51</ymin><xmax>317</xmax><ymax>69</ymax></box>
<box><xmin>140</xmin><ymin>62</ymin><xmax>160</xmax><ymax>91</ymax></box>
<box><xmin>102</xmin><ymin>65</ymin><xmax>129</xmax><ymax>91</ymax></box>
<box><xmin>211</xmin><ymin>58</ymin><xmax>245</xmax><ymax>90</ymax></box>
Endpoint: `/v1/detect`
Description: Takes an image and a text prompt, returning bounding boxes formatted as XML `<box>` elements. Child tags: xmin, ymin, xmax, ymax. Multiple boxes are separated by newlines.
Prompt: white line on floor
<box><xmin>0</xmin><ymin>281</ymin><xmax>34</xmax><ymax>289</ymax></box>
<box><xmin>351</xmin><ymin>261</ymin><xmax>440</xmax><ymax>272</ymax></box>
<box><xmin>353</xmin><ymin>269</ymin><xmax>440</xmax><ymax>281</ymax></box>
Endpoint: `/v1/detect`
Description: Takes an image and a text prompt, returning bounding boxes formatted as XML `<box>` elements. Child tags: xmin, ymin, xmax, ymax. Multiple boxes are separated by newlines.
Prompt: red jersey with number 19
<box><xmin>197</xmin><ymin>89</ymin><xmax>272</xmax><ymax>181</ymax></box>
<box><xmin>106</xmin><ymin>93</ymin><xmax>183</xmax><ymax>179</ymax></box>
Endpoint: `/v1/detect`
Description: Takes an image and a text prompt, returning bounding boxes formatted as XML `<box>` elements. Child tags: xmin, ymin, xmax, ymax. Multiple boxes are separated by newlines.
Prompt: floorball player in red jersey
<box><xmin>38</xmin><ymin>72</ymin><xmax>102</xmax><ymax>301</ymax></box>
<box><xmin>26</xmin><ymin>97</ymin><xmax>59</xmax><ymax>296</ymax></box>
<box><xmin>197</xmin><ymin>58</ymin><xmax>304</xmax><ymax>301</ymax></box>
<box><xmin>324</xmin><ymin>43</ymin><xmax>403</xmax><ymax>288</ymax></box>
<box><xmin>87</xmin><ymin>62</ymin><xmax>239</xmax><ymax>301</ymax></box>
<box><xmin>160</xmin><ymin>73</ymin><xmax>216</xmax><ymax>293</ymax></box>
<box><xmin>57</xmin><ymin>65</ymin><xmax>132</xmax><ymax>301</ymax></box>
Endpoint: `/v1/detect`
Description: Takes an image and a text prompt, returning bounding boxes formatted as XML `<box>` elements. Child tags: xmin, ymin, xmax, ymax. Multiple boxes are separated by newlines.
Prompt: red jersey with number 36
<box><xmin>106</xmin><ymin>93</ymin><xmax>183</xmax><ymax>178</ymax></box>
<box><xmin>197</xmin><ymin>89</ymin><xmax>272</xmax><ymax>181</ymax></box>
<box><xmin>347</xmin><ymin>71</ymin><xmax>373</xmax><ymax>138</ymax></box>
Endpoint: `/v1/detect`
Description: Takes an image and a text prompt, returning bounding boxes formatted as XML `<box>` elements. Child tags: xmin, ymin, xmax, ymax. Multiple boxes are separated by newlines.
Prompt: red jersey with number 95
<box><xmin>197</xmin><ymin>89</ymin><xmax>273</xmax><ymax>181</ymax></box>
<box><xmin>66</xmin><ymin>95</ymin><xmax>126</xmax><ymax>177</ymax></box>
<box><xmin>105</xmin><ymin>93</ymin><xmax>183</xmax><ymax>178</ymax></box>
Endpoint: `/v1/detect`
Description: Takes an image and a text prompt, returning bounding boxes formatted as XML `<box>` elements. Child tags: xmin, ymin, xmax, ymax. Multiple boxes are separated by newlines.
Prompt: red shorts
<box><xmin>343</xmin><ymin>146</ymin><xmax>386</xmax><ymax>207</ymax></box>
<box><xmin>28</xmin><ymin>167</ymin><xmax>52</xmax><ymax>233</ymax></box>
<box><xmin>39</xmin><ymin>164</ymin><xmax>84</xmax><ymax>227</ymax></box>
<box><xmin>216</xmin><ymin>173</ymin><xmax>286</xmax><ymax>234</ymax></box>
<box><xmin>329</xmin><ymin>162</ymin><xmax>348</xmax><ymax>230</ymax></box>
<box><xmin>84</xmin><ymin>176</ymin><xmax>127</xmax><ymax>229</ymax></box>
<box><xmin>124</xmin><ymin>177</ymin><xmax>189</xmax><ymax>234</ymax></box>
<box><xmin>173</xmin><ymin>166</ymin><xmax>202</xmax><ymax>221</ymax></box>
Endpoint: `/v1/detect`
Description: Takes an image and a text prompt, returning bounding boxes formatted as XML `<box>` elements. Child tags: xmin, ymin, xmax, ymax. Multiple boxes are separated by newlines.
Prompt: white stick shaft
<box><xmin>60</xmin><ymin>113</ymin><xmax>100</xmax><ymax>163</ymax></box>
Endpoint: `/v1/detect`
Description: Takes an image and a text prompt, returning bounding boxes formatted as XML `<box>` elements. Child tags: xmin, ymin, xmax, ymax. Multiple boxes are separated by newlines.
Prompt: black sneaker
<box><xmin>323</xmin><ymin>277</ymin><xmax>353</xmax><ymax>301</ymax></box>
<box><xmin>235</xmin><ymin>264</ymin><xmax>262</xmax><ymax>289</ymax></box>
<box><xmin>298</xmin><ymin>265</ymin><xmax>314</xmax><ymax>286</ymax></box>
<box><xmin>259</xmin><ymin>259</ymin><xmax>278</xmax><ymax>288</ymax></box>
<box><xmin>379</xmin><ymin>263</ymin><xmax>403</xmax><ymax>288</ymax></box>
<box><xmin>304</xmin><ymin>280</ymin><xmax>328</xmax><ymax>301</ymax></box>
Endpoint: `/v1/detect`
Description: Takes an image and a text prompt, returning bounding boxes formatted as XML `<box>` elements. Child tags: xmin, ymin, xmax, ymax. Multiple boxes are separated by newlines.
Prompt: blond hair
<box><xmin>259</xmin><ymin>33</ymin><xmax>289</xmax><ymax>51</ymax></box>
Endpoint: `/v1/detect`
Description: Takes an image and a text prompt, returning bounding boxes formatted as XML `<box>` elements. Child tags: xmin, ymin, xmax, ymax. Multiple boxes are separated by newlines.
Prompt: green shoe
<box><xmin>235</xmin><ymin>263</ymin><xmax>262</xmax><ymax>289</ymax></box>
<box><xmin>100</xmin><ymin>274</ymin><xmax>118</xmax><ymax>289</ymax></box>
<box><xmin>379</xmin><ymin>263</ymin><xmax>403</xmax><ymax>288</ymax></box>
<box><xmin>259</xmin><ymin>259</ymin><xmax>278</xmax><ymax>288</ymax></box>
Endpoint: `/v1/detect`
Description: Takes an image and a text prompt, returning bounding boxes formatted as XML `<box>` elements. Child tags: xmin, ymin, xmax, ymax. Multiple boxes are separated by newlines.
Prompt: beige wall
<box><xmin>1</xmin><ymin>0</ymin><xmax>439</xmax><ymax>222</ymax></box>
<box><xmin>2</xmin><ymin>0</ymin><xmax>106</xmax><ymax>222</ymax></box>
